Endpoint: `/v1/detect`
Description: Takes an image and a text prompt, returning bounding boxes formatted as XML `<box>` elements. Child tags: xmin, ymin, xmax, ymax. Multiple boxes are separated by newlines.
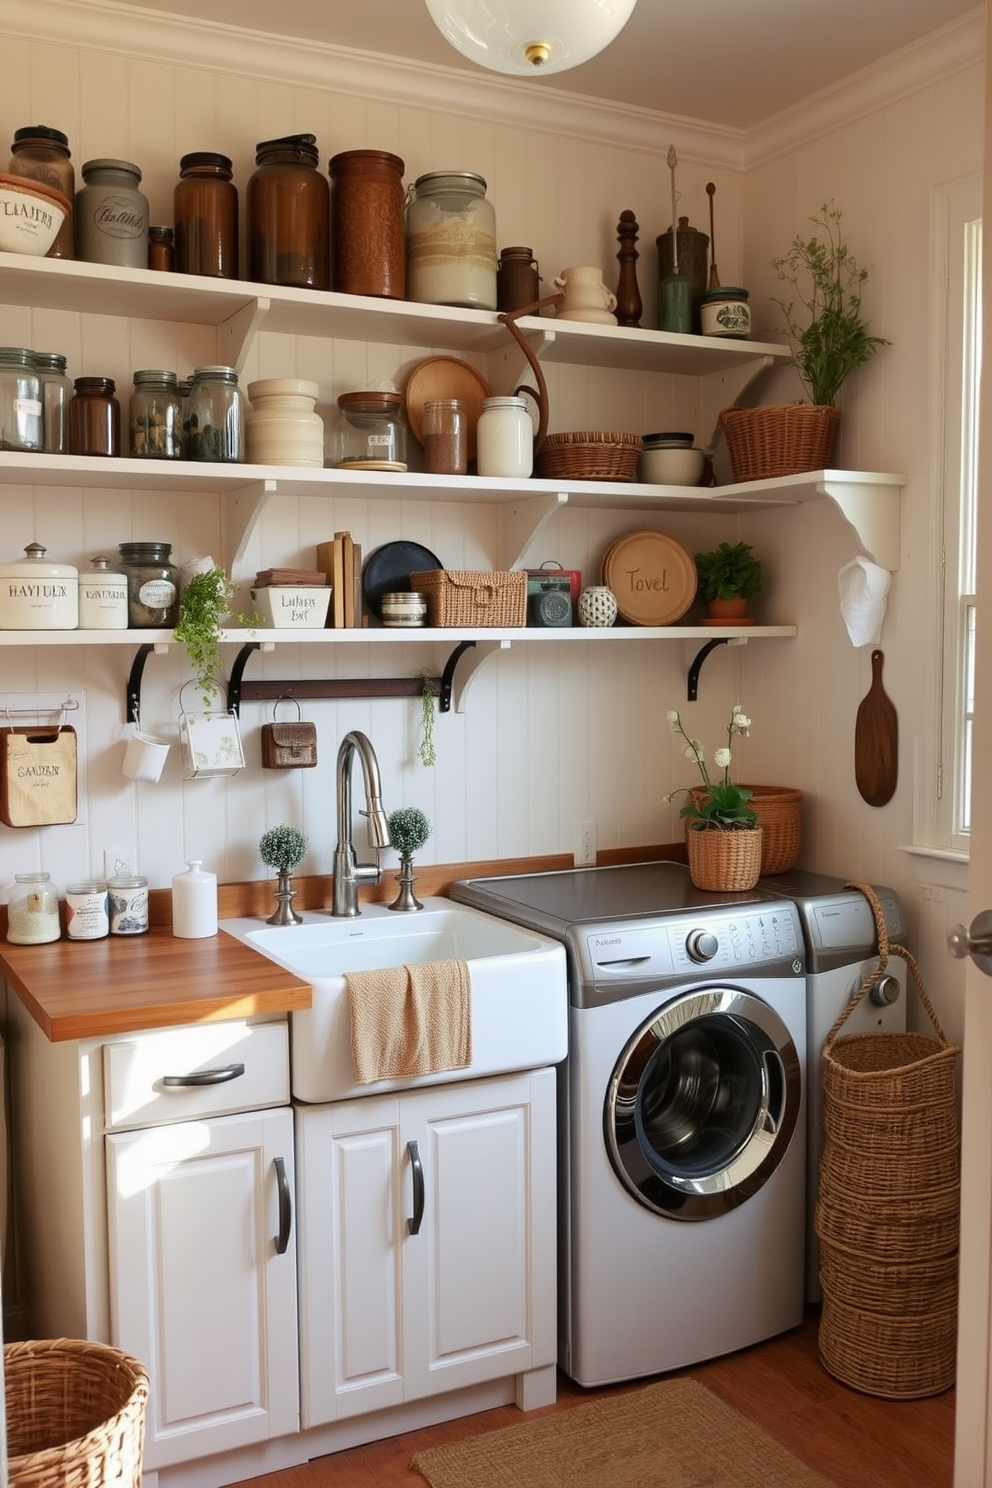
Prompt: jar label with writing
<box><xmin>109</xmin><ymin>884</ymin><xmax>149</xmax><ymax>934</ymax></box>
<box><xmin>66</xmin><ymin>888</ymin><xmax>109</xmax><ymax>939</ymax></box>
<box><xmin>138</xmin><ymin>578</ymin><xmax>177</xmax><ymax>609</ymax></box>
<box><xmin>91</xmin><ymin>196</ymin><xmax>146</xmax><ymax>239</ymax></box>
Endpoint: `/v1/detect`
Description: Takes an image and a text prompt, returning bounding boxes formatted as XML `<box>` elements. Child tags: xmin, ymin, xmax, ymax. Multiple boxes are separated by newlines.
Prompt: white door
<box><xmin>106</xmin><ymin>1106</ymin><xmax>299</xmax><ymax>1471</ymax></box>
<box><xmin>953</xmin><ymin>71</ymin><xmax>992</xmax><ymax>1486</ymax></box>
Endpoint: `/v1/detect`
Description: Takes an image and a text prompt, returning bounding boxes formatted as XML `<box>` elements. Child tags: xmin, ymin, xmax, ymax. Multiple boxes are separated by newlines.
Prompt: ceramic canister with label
<box><xmin>0</xmin><ymin>542</ymin><xmax>78</xmax><ymax>628</ymax></box>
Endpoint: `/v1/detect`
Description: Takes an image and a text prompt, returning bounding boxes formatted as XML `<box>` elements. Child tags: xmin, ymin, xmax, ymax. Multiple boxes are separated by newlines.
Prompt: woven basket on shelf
<box><xmin>535</xmin><ymin>431</ymin><xmax>641</xmax><ymax>482</ymax></box>
<box><xmin>718</xmin><ymin>404</ymin><xmax>840</xmax><ymax>482</ymax></box>
<box><xmin>408</xmin><ymin>568</ymin><xmax>526</xmax><ymax>628</ymax></box>
<box><xmin>685</xmin><ymin>825</ymin><xmax>762</xmax><ymax>892</ymax></box>
<box><xmin>6</xmin><ymin>1337</ymin><xmax>149</xmax><ymax>1488</ymax></box>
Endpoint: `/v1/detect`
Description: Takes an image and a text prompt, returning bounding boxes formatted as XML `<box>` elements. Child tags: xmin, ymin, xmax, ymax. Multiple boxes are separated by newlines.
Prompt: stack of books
<box><xmin>316</xmin><ymin>532</ymin><xmax>363</xmax><ymax>628</ymax></box>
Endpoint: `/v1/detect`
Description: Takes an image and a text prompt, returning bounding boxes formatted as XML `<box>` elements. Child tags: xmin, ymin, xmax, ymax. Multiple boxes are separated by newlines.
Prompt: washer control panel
<box><xmin>573</xmin><ymin>901</ymin><xmax>803</xmax><ymax>986</ymax></box>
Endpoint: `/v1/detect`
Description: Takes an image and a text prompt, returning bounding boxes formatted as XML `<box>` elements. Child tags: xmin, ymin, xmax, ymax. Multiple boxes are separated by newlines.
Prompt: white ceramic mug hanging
<box><xmin>578</xmin><ymin>586</ymin><xmax>618</xmax><ymax>627</ymax></box>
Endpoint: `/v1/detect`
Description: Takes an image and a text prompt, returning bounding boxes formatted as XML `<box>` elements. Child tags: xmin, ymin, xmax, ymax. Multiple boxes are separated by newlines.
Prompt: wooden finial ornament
<box><xmin>615</xmin><ymin>209</ymin><xmax>642</xmax><ymax>328</ymax></box>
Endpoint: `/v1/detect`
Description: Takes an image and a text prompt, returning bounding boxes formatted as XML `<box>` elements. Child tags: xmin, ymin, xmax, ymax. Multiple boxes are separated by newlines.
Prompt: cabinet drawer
<box><xmin>104</xmin><ymin>1020</ymin><xmax>289</xmax><ymax>1130</ymax></box>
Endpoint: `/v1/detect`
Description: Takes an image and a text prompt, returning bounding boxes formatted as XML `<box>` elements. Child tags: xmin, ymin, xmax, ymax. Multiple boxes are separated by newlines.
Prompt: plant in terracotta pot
<box><xmin>665</xmin><ymin>703</ymin><xmax>762</xmax><ymax>891</ymax></box>
<box><xmin>718</xmin><ymin>202</ymin><xmax>889</xmax><ymax>480</ymax></box>
<box><xmin>694</xmin><ymin>540</ymin><xmax>762</xmax><ymax>623</ymax></box>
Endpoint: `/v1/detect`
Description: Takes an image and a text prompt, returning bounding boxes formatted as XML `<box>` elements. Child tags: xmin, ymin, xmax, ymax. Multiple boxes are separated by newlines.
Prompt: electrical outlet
<box><xmin>104</xmin><ymin>847</ymin><xmax>135</xmax><ymax>881</ymax></box>
<box><xmin>573</xmin><ymin>820</ymin><xmax>596</xmax><ymax>868</ymax></box>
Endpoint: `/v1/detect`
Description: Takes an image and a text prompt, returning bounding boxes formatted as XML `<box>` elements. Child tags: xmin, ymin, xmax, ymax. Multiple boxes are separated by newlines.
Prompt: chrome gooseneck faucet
<box><xmin>332</xmin><ymin>730</ymin><xmax>391</xmax><ymax>916</ymax></box>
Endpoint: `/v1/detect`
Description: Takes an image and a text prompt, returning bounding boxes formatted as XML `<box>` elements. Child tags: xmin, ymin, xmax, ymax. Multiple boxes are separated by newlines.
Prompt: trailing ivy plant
<box><xmin>174</xmin><ymin>566</ymin><xmax>237</xmax><ymax>708</ymax></box>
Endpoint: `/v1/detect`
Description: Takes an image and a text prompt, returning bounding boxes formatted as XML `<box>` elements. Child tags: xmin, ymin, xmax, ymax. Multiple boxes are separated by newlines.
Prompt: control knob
<box><xmin>686</xmin><ymin>929</ymin><xmax>719</xmax><ymax>963</ymax></box>
<box><xmin>868</xmin><ymin>972</ymin><xmax>901</xmax><ymax>1007</ymax></box>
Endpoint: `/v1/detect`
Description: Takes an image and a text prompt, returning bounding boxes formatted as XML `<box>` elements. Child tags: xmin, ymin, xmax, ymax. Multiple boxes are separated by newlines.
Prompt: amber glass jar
<box><xmin>174</xmin><ymin>152</ymin><xmax>238</xmax><ymax>278</ymax></box>
<box><xmin>329</xmin><ymin>149</ymin><xmax>405</xmax><ymax>299</ymax></box>
<box><xmin>69</xmin><ymin>376</ymin><xmax>120</xmax><ymax>456</ymax></box>
<box><xmin>248</xmin><ymin>134</ymin><xmax>329</xmax><ymax>290</ymax></box>
<box><xmin>147</xmin><ymin>225</ymin><xmax>175</xmax><ymax>271</ymax></box>
<box><xmin>497</xmin><ymin>245</ymin><xmax>540</xmax><ymax>311</ymax></box>
<box><xmin>9</xmin><ymin>125</ymin><xmax>75</xmax><ymax>258</ymax></box>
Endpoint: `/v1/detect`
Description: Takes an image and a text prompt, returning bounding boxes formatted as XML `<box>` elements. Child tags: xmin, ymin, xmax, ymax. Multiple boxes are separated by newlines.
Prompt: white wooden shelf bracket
<box><xmin>698</xmin><ymin>355</ymin><xmax>775</xmax><ymax>450</ymax></box>
<box><xmin>217</xmin><ymin>296</ymin><xmax>272</xmax><ymax>373</ymax></box>
<box><xmin>223</xmin><ymin>478</ymin><xmax>281</xmax><ymax>583</ymax></box>
<box><xmin>499</xmin><ymin>491</ymin><xmax>569</xmax><ymax>568</ymax></box>
<box><xmin>818</xmin><ymin>473</ymin><xmax>902</xmax><ymax>570</ymax></box>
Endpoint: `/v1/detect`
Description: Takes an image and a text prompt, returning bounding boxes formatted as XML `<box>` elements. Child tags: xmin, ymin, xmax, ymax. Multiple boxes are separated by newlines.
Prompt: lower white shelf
<box><xmin>0</xmin><ymin>624</ymin><xmax>797</xmax><ymax>647</ymax></box>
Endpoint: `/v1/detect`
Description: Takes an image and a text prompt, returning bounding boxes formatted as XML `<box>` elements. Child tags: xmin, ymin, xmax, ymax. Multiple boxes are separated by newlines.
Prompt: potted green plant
<box><xmin>259</xmin><ymin>824</ymin><xmax>308</xmax><ymax>925</ymax></box>
<box><xmin>664</xmin><ymin>704</ymin><xmax>762</xmax><ymax>891</ymax></box>
<box><xmin>386</xmin><ymin>806</ymin><xmax>432</xmax><ymax>912</ymax></box>
<box><xmin>719</xmin><ymin>202</ymin><xmax>890</xmax><ymax>481</ymax></box>
<box><xmin>174</xmin><ymin>565</ymin><xmax>237</xmax><ymax>708</ymax></box>
<box><xmin>694</xmin><ymin>540</ymin><xmax>762</xmax><ymax>622</ymax></box>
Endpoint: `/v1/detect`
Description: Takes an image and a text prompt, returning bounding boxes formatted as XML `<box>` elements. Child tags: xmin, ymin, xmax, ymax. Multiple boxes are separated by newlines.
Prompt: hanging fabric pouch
<box><xmin>260</xmin><ymin>697</ymin><xmax>317</xmax><ymax>770</ymax></box>
<box><xmin>0</xmin><ymin>724</ymin><xmax>78</xmax><ymax>826</ymax></box>
<box><xmin>177</xmin><ymin>684</ymin><xmax>246</xmax><ymax>780</ymax></box>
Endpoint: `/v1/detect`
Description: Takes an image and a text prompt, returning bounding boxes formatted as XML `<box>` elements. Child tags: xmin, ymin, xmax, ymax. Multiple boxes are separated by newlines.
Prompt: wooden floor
<box><xmin>228</xmin><ymin>1311</ymin><xmax>955</xmax><ymax>1488</ymax></box>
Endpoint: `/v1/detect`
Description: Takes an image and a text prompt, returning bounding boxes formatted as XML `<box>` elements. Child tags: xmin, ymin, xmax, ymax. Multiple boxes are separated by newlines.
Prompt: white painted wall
<box><xmin>0</xmin><ymin>0</ymin><xmax>981</xmax><ymax>1043</ymax></box>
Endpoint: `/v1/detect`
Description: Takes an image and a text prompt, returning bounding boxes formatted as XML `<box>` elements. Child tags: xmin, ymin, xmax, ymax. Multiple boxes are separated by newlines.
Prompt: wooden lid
<box><xmin>601</xmin><ymin>529</ymin><xmax>697</xmax><ymax>626</ymax></box>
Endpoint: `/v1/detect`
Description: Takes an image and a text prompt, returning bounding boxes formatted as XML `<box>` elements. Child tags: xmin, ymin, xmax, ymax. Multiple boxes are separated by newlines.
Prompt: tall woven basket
<box><xmin>5</xmin><ymin>1337</ymin><xmax>149</xmax><ymax>1488</ymax></box>
<box><xmin>816</xmin><ymin>883</ymin><xmax>961</xmax><ymax>1399</ymax></box>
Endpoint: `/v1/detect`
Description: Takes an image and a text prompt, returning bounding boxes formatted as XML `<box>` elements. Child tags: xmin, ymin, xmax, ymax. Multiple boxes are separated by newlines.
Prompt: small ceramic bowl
<box><xmin>639</xmin><ymin>444</ymin><xmax>706</xmax><ymax>486</ymax></box>
<box><xmin>0</xmin><ymin>173</ymin><xmax>71</xmax><ymax>256</ymax></box>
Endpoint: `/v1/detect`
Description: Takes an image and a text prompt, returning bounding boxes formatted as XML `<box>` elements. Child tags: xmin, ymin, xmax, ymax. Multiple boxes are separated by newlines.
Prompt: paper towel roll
<box><xmin>838</xmin><ymin>556</ymin><xmax>890</xmax><ymax>647</ymax></box>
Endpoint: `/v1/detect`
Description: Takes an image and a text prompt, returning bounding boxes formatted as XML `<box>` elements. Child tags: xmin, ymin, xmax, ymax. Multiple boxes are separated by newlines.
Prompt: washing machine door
<box><xmin>604</xmin><ymin>985</ymin><xmax>802</xmax><ymax>1220</ymax></box>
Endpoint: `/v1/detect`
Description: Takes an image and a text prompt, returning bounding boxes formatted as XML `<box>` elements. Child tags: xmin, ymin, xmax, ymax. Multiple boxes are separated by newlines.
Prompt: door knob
<box><xmin>948</xmin><ymin>910</ymin><xmax>992</xmax><ymax>975</ymax></box>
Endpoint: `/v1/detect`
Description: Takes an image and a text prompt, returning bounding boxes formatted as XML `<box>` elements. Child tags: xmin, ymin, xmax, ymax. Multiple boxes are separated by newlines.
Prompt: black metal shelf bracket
<box><xmin>126</xmin><ymin>643</ymin><xmax>155</xmax><ymax>723</ymax></box>
<box><xmin>225</xmin><ymin>639</ymin><xmax>478</xmax><ymax>716</ymax></box>
<box><xmin>687</xmin><ymin>638</ymin><xmax>728</xmax><ymax>701</ymax></box>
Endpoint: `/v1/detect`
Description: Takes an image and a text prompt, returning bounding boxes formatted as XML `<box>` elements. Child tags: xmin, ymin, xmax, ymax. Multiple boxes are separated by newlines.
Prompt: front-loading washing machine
<box><xmin>452</xmin><ymin>861</ymin><xmax>807</xmax><ymax>1387</ymax></box>
<box><xmin>758</xmin><ymin>869</ymin><xmax>908</xmax><ymax>1301</ymax></box>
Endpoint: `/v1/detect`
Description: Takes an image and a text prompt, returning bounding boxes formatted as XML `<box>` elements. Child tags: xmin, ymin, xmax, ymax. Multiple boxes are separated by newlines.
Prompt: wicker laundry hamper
<box><xmin>815</xmin><ymin>882</ymin><xmax>961</xmax><ymax>1399</ymax></box>
<box><xmin>5</xmin><ymin>1337</ymin><xmax>149</xmax><ymax>1488</ymax></box>
<box><xmin>688</xmin><ymin>785</ymin><xmax>801</xmax><ymax>875</ymax></box>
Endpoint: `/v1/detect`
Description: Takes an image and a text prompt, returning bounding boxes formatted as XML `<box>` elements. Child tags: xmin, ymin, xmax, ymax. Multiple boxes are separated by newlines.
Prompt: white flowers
<box><xmin>714</xmin><ymin>747</ymin><xmax>732</xmax><ymax>769</ymax></box>
<box><xmin>666</xmin><ymin>703</ymin><xmax>757</xmax><ymax>830</ymax></box>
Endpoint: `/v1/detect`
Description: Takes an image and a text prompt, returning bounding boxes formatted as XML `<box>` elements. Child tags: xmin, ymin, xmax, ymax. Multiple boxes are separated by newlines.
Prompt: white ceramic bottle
<box><xmin>171</xmin><ymin>859</ymin><xmax>218</xmax><ymax>939</ymax></box>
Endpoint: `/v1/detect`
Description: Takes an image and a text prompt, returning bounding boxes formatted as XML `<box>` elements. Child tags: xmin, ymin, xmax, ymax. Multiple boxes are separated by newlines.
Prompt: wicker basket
<box><xmin>823</xmin><ymin>1096</ymin><xmax>960</xmax><ymax>1156</ymax></box>
<box><xmin>818</xmin><ymin>1238</ymin><xmax>959</xmax><ymax>1318</ymax></box>
<box><xmin>822</xmin><ymin>1031</ymin><xmax>959</xmax><ymax>1113</ymax></box>
<box><xmin>819</xmin><ymin>1295</ymin><xmax>957</xmax><ymax>1400</ymax></box>
<box><xmin>535</xmin><ymin>431</ymin><xmax>642</xmax><ymax>482</ymax></box>
<box><xmin>408</xmin><ymin>568</ymin><xmax>526</xmax><ymax>628</ymax></box>
<box><xmin>685</xmin><ymin>825</ymin><xmax>762</xmax><ymax>892</ymax></box>
<box><xmin>732</xmin><ymin>784</ymin><xmax>802</xmax><ymax>873</ymax></box>
<box><xmin>815</xmin><ymin>1185</ymin><xmax>959</xmax><ymax>1264</ymax></box>
<box><xmin>819</xmin><ymin>1131</ymin><xmax>958</xmax><ymax>1197</ymax></box>
<box><xmin>6</xmin><ymin>1338</ymin><xmax>149</xmax><ymax>1488</ymax></box>
<box><xmin>718</xmin><ymin>404</ymin><xmax>840</xmax><ymax>482</ymax></box>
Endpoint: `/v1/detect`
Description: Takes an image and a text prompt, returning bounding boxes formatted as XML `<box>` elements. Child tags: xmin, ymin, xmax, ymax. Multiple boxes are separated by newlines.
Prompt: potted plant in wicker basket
<box><xmin>665</xmin><ymin>704</ymin><xmax>763</xmax><ymax>891</ymax></box>
<box><xmin>719</xmin><ymin>202</ymin><xmax>890</xmax><ymax>482</ymax></box>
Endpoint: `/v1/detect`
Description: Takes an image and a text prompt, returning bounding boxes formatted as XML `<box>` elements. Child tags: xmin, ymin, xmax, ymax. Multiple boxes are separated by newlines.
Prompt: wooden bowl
<box><xmin>0</xmin><ymin>173</ymin><xmax>71</xmax><ymax>256</ymax></box>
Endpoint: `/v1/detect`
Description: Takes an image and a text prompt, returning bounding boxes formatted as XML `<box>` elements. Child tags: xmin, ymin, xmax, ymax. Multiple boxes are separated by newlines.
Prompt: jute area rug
<box><xmin>410</xmin><ymin>1376</ymin><xmax>837</xmax><ymax>1488</ymax></box>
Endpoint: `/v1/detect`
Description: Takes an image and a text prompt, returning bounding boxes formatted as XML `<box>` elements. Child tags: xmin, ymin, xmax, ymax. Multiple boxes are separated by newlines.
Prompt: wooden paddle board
<box><xmin>854</xmin><ymin>648</ymin><xmax>898</xmax><ymax>806</ymax></box>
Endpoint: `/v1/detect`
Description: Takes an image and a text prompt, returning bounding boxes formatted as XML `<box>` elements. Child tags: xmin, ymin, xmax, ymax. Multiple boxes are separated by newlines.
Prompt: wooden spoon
<box><xmin>705</xmin><ymin>183</ymin><xmax>720</xmax><ymax>289</ymax></box>
<box><xmin>854</xmin><ymin>648</ymin><xmax>898</xmax><ymax>806</ymax></box>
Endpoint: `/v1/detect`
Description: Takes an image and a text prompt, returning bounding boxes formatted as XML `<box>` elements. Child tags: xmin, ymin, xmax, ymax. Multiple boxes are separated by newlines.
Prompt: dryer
<box><xmin>452</xmin><ymin>861</ymin><xmax>807</xmax><ymax>1387</ymax></box>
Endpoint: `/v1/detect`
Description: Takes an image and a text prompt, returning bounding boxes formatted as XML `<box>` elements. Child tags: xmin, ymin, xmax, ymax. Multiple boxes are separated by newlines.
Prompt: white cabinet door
<box><xmin>106</xmin><ymin>1105</ymin><xmax>299</xmax><ymax>1470</ymax></box>
<box><xmin>297</xmin><ymin>1068</ymin><xmax>557</xmax><ymax>1428</ymax></box>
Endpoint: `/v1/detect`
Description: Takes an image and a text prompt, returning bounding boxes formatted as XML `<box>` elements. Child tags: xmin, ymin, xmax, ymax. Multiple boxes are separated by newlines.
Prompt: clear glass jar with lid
<box><xmin>332</xmin><ymin>390</ymin><xmax>408</xmax><ymax>469</ymax></box>
<box><xmin>34</xmin><ymin>351</ymin><xmax>72</xmax><ymax>453</ymax></box>
<box><xmin>0</xmin><ymin>347</ymin><xmax>43</xmax><ymax>452</ymax></box>
<box><xmin>476</xmin><ymin>394</ymin><xmax>533</xmax><ymax>477</ymax></box>
<box><xmin>118</xmin><ymin>541</ymin><xmax>179</xmax><ymax>627</ymax></box>
<box><xmin>9</xmin><ymin>125</ymin><xmax>75</xmax><ymax>258</ymax></box>
<box><xmin>406</xmin><ymin>171</ymin><xmax>497</xmax><ymax>310</ymax></box>
<box><xmin>248</xmin><ymin>134</ymin><xmax>329</xmax><ymax>291</ymax></box>
<box><xmin>7</xmin><ymin>871</ymin><xmax>62</xmax><ymax>944</ymax></box>
<box><xmin>129</xmin><ymin>369</ymin><xmax>182</xmax><ymax>459</ymax></box>
<box><xmin>186</xmin><ymin>365</ymin><xmax>245</xmax><ymax>462</ymax></box>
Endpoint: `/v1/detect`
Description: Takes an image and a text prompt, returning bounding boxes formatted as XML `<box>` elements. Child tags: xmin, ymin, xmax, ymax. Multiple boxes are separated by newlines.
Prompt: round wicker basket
<box><xmin>535</xmin><ymin>431</ymin><xmax>641</xmax><ymax>482</ymax></box>
<box><xmin>685</xmin><ymin>825</ymin><xmax>762</xmax><ymax>892</ymax></box>
<box><xmin>718</xmin><ymin>403</ymin><xmax>840</xmax><ymax>482</ymax></box>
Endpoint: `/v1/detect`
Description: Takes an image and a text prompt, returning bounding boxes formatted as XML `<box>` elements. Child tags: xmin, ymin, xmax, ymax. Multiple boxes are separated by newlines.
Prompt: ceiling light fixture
<box><xmin>424</xmin><ymin>0</ymin><xmax>637</xmax><ymax>77</ymax></box>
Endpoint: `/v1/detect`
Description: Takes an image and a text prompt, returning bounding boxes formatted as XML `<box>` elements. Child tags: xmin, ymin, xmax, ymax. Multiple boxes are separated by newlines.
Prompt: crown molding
<box><xmin>0</xmin><ymin>0</ymin><xmax>746</xmax><ymax>168</ymax></box>
<box><xmin>744</xmin><ymin>6</ymin><xmax>984</xmax><ymax>169</ymax></box>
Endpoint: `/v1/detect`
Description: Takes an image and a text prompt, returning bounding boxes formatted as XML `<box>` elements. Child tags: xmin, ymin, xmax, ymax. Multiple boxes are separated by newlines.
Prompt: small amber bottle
<box><xmin>147</xmin><ymin>225</ymin><xmax>175</xmax><ymax>272</ymax></box>
<box><xmin>69</xmin><ymin>376</ymin><xmax>120</xmax><ymax>457</ymax></box>
<box><xmin>174</xmin><ymin>152</ymin><xmax>238</xmax><ymax>278</ymax></box>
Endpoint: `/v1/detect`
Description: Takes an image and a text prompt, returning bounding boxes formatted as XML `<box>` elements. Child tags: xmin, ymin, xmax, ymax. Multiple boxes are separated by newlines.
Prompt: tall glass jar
<box><xmin>34</xmin><ymin>351</ymin><xmax>72</xmax><ymax>453</ymax></box>
<box><xmin>7</xmin><ymin>871</ymin><xmax>62</xmax><ymax>944</ymax></box>
<box><xmin>248</xmin><ymin>134</ymin><xmax>329</xmax><ymax>290</ymax></box>
<box><xmin>129</xmin><ymin>369</ymin><xmax>182</xmax><ymax>459</ymax></box>
<box><xmin>406</xmin><ymin>171</ymin><xmax>497</xmax><ymax>310</ymax></box>
<box><xmin>332</xmin><ymin>391</ymin><xmax>407</xmax><ymax>469</ymax></box>
<box><xmin>174</xmin><ymin>151</ymin><xmax>238</xmax><ymax>278</ymax></box>
<box><xmin>9</xmin><ymin>125</ymin><xmax>75</xmax><ymax>258</ymax></box>
<box><xmin>75</xmin><ymin>158</ymin><xmax>148</xmax><ymax>268</ymax></box>
<box><xmin>69</xmin><ymin>376</ymin><xmax>120</xmax><ymax>456</ymax></box>
<box><xmin>118</xmin><ymin>541</ymin><xmax>179</xmax><ymax>627</ymax></box>
<box><xmin>0</xmin><ymin>347</ymin><xmax>43</xmax><ymax>452</ymax></box>
<box><xmin>329</xmin><ymin>149</ymin><xmax>405</xmax><ymax>299</ymax></box>
<box><xmin>186</xmin><ymin>365</ymin><xmax>245</xmax><ymax>462</ymax></box>
<box><xmin>422</xmin><ymin>397</ymin><xmax>467</xmax><ymax>475</ymax></box>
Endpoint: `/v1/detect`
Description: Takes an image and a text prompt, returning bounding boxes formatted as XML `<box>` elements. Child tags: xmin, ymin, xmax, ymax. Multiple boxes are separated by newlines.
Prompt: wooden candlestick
<box><xmin>615</xmin><ymin>209</ymin><xmax>643</xmax><ymax>328</ymax></box>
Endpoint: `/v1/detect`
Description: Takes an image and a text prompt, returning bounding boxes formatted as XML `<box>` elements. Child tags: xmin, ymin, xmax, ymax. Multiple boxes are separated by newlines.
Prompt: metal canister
<box><xmin>75</xmin><ymin>158</ymin><xmax>149</xmax><ymax>268</ymax></box>
<box><xmin>66</xmin><ymin>881</ymin><xmax>110</xmax><ymax>940</ymax></box>
<box><xmin>656</xmin><ymin>215</ymin><xmax>709</xmax><ymax>331</ymax></box>
<box><xmin>0</xmin><ymin>542</ymin><xmax>78</xmax><ymax>629</ymax></box>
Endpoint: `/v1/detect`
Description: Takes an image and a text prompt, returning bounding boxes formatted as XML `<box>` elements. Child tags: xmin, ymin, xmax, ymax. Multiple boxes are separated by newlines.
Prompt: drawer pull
<box><xmin>274</xmin><ymin>1156</ymin><xmax>292</xmax><ymax>1254</ymax></box>
<box><xmin>162</xmin><ymin>1062</ymin><xmax>246</xmax><ymax>1088</ymax></box>
<box><xmin>408</xmin><ymin>1139</ymin><xmax>425</xmax><ymax>1235</ymax></box>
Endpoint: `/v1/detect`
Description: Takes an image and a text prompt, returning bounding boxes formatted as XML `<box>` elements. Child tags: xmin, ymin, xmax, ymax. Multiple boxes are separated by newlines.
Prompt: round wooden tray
<box><xmin>403</xmin><ymin>356</ymin><xmax>490</xmax><ymax>461</ymax></box>
<box><xmin>601</xmin><ymin>529</ymin><xmax>697</xmax><ymax>625</ymax></box>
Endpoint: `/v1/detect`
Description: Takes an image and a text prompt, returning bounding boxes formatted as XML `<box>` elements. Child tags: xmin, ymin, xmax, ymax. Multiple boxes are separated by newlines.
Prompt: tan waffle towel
<box><xmin>347</xmin><ymin>958</ymin><xmax>472</xmax><ymax>1084</ymax></box>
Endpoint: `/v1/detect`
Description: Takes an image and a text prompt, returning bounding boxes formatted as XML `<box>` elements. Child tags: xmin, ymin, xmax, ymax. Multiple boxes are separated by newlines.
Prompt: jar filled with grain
<box><xmin>406</xmin><ymin>171</ymin><xmax>497</xmax><ymax>310</ymax></box>
<box><xmin>118</xmin><ymin>541</ymin><xmax>179</xmax><ymax>627</ymax></box>
<box><xmin>329</xmin><ymin>149</ymin><xmax>405</xmax><ymax>298</ymax></box>
<box><xmin>7</xmin><ymin>872</ymin><xmax>61</xmax><ymax>944</ymax></box>
<box><xmin>129</xmin><ymin>369</ymin><xmax>182</xmax><ymax>459</ymax></box>
<box><xmin>422</xmin><ymin>397</ymin><xmax>467</xmax><ymax>475</ymax></box>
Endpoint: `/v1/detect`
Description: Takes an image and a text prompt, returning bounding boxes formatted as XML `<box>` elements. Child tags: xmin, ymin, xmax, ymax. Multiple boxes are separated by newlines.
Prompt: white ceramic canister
<box><xmin>699</xmin><ymin>287</ymin><xmax>751</xmax><ymax>339</ymax></box>
<box><xmin>0</xmin><ymin>542</ymin><xmax>78</xmax><ymax>629</ymax></box>
<box><xmin>78</xmin><ymin>554</ymin><xmax>128</xmax><ymax>629</ymax></box>
<box><xmin>171</xmin><ymin>859</ymin><xmax>218</xmax><ymax>939</ymax></box>
<box><xmin>476</xmin><ymin>395</ymin><xmax>533</xmax><ymax>478</ymax></box>
<box><xmin>578</xmin><ymin>586</ymin><xmax>618</xmax><ymax>627</ymax></box>
<box><xmin>246</xmin><ymin>378</ymin><xmax>324</xmax><ymax>467</ymax></box>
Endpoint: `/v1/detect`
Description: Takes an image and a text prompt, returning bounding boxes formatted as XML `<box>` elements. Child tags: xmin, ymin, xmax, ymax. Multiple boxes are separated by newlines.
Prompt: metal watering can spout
<box><xmin>497</xmin><ymin>292</ymin><xmax>564</xmax><ymax>457</ymax></box>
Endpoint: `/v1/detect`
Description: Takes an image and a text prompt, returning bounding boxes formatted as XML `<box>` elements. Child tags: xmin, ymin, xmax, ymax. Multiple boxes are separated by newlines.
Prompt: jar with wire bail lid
<box><xmin>406</xmin><ymin>171</ymin><xmax>497</xmax><ymax>310</ymax></box>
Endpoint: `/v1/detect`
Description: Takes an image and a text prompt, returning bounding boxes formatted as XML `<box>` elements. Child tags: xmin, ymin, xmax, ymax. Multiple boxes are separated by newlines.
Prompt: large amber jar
<box><xmin>248</xmin><ymin>134</ymin><xmax>329</xmax><ymax>290</ymax></box>
<box><xmin>9</xmin><ymin>125</ymin><xmax>75</xmax><ymax>258</ymax></box>
<box><xmin>174</xmin><ymin>151</ymin><xmax>238</xmax><ymax>278</ymax></box>
<box><xmin>329</xmin><ymin>149</ymin><xmax>405</xmax><ymax>299</ymax></box>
